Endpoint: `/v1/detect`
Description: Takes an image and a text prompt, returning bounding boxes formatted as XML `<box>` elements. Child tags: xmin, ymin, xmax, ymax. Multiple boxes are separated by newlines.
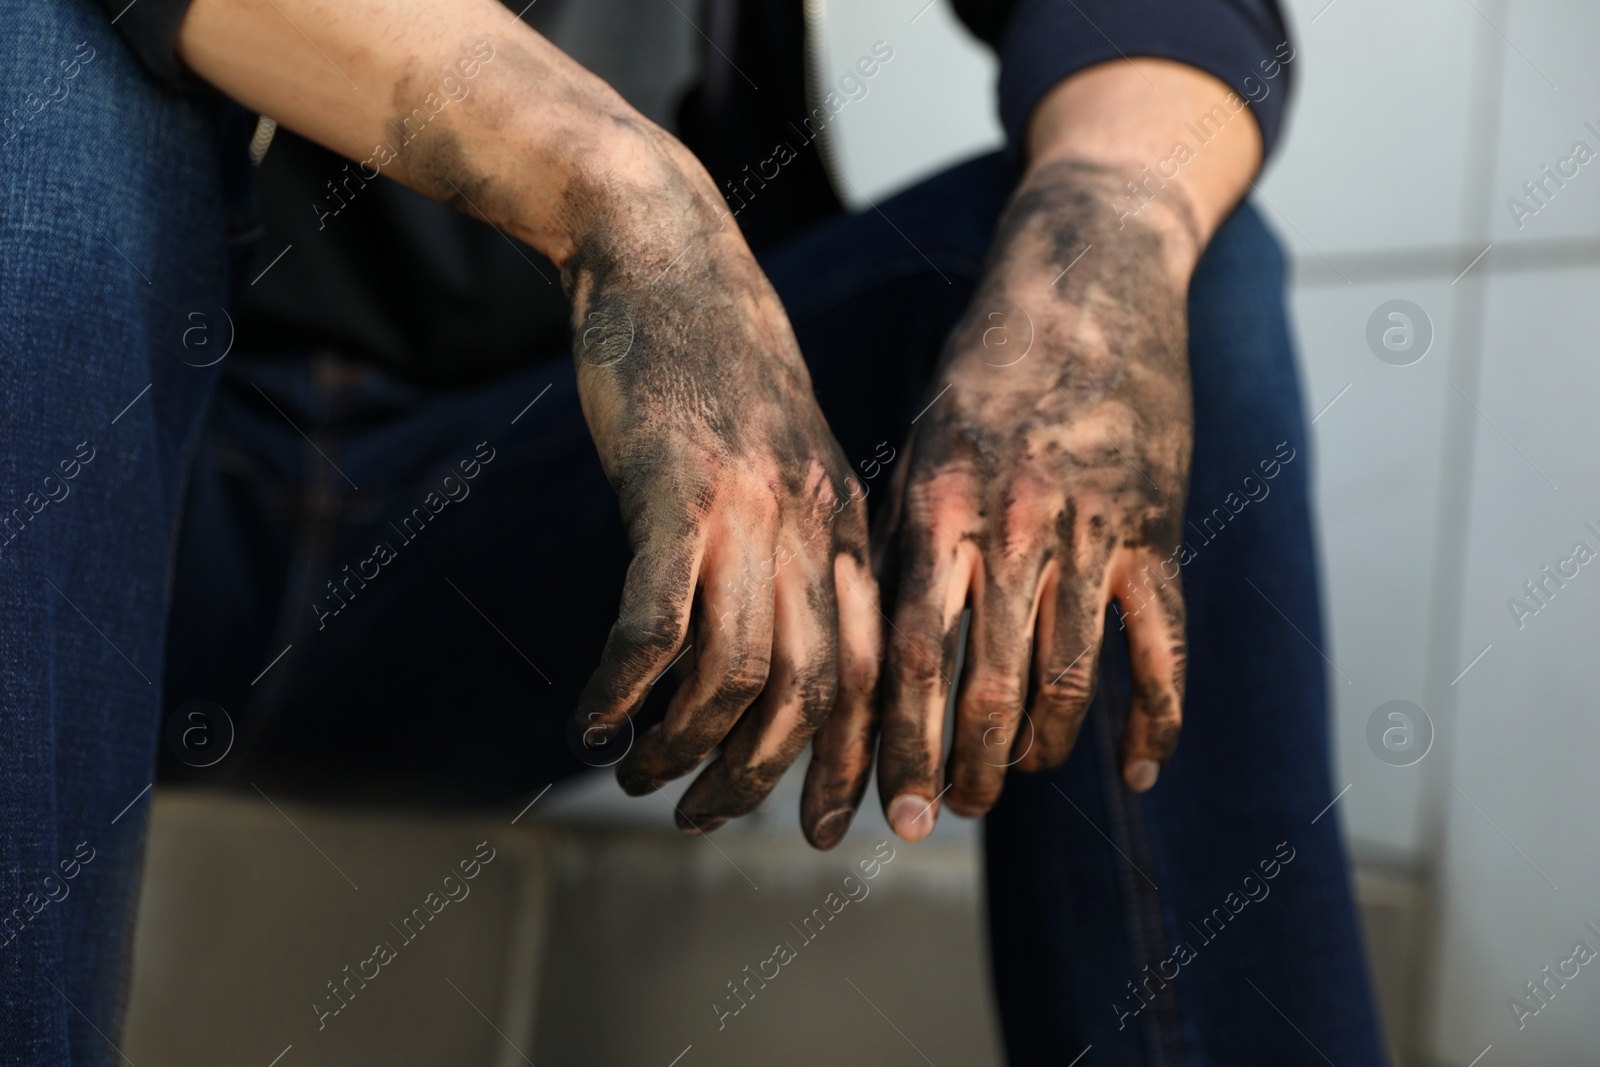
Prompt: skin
<box><xmin>556</xmin><ymin>153</ymin><xmax>881</xmax><ymax>837</ymax></box>
<box><xmin>179</xmin><ymin>0</ymin><xmax>1260</xmax><ymax>845</ymax></box>
<box><xmin>873</xmin><ymin>60</ymin><xmax>1263</xmax><ymax>841</ymax></box>
<box><xmin>876</xmin><ymin>159</ymin><xmax>1193</xmax><ymax>834</ymax></box>
<box><xmin>180</xmin><ymin>0</ymin><xmax>879</xmax><ymax>845</ymax></box>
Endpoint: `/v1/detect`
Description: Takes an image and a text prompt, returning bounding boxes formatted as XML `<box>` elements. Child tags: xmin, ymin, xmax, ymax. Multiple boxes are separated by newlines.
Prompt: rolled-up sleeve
<box><xmin>96</xmin><ymin>0</ymin><xmax>196</xmax><ymax>87</ymax></box>
<box><xmin>959</xmin><ymin>0</ymin><xmax>1295</xmax><ymax>161</ymax></box>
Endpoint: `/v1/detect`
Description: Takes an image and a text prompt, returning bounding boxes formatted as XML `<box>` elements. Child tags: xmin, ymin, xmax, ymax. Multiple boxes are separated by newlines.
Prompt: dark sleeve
<box><xmin>951</xmin><ymin>0</ymin><xmax>1295</xmax><ymax>161</ymax></box>
<box><xmin>95</xmin><ymin>0</ymin><xmax>196</xmax><ymax>86</ymax></box>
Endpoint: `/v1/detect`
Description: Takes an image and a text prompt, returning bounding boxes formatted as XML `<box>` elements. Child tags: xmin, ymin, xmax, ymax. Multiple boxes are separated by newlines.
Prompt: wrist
<box><xmin>534</xmin><ymin>122</ymin><xmax>740</xmax><ymax>310</ymax></box>
<box><xmin>997</xmin><ymin>157</ymin><xmax>1202</xmax><ymax>293</ymax></box>
<box><xmin>537</xmin><ymin>114</ymin><xmax>711</xmax><ymax>268</ymax></box>
<box><xmin>489</xmin><ymin>97</ymin><xmax>688</xmax><ymax>271</ymax></box>
<box><xmin>946</xmin><ymin>157</ymin><xmax>1193</xmax><ymax>386</ymax></box>
<box><xmin>1023</xmin><ymin>58</ymin><xmax>1261</xmax><ymax>275</ymax></box>
<box><xmin>382</xmin><ymin>39</ymin><xmax>720</xmax><ymax>274</ymax></box>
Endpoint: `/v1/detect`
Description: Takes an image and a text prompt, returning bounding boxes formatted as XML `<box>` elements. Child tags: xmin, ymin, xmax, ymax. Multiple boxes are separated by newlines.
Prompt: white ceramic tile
<box><xmin>1487</xmin><ymin>0</ymin><xmax>1600</xmax><ymax>245</ymax></box>
<box><xmin>1259</xmin><ymin>0</ymin><xmax>1480</xmax><ymax>255</ymax></box>
<box><xmin>1287</xmin><ymin>276</ymin><xmax>1461</xmax><ymax>857</ymax></box>
<box><xmin>819</xmin><ymin>0</ymin><xmax>1005</xmax><ymax>205</ymax></box>
<box><xmin>1424</xmin><ymin>265</ymin><xmax>1600</xmax><ymax>1064</ymax></box>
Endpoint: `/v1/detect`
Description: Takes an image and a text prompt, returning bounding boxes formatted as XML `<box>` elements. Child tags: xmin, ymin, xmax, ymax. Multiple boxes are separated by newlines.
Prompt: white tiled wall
<box><xmin>1288</xmin><ymin>276</ymin><xmax>1458</xmax><ymax>860</ymax></box>
<box><xmin>811</xmin><ymin>0</ymin><xmax>1002</xmax><ymax>205</ymax></box>
<box><xmin>1426</xmin><ymin>267</ymin><xmax>1600</xmax><ymax>1063</ymax></box>
<box><xmin>1258</xmin><ymin>0</ymin><xmax>1482</xmax><ymax>257</ymax></box>
<box><xmin>824</xmin><ymin>1</ymin><xmax>1600</xmax><ymax>1062</ymax></box>
<box><xmin>1487</xmin><ymin>2</ymin><xmax>1600</xmax><ymax>246</ymax></box>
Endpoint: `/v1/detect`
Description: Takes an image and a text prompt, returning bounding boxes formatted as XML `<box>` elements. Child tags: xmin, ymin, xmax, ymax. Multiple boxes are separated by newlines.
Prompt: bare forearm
<box><xmin>177</xmin><ymin>0</ymin><xmax>719</xmax><ymax>268</ymax></box>
<box><xmin>1024</xmin><ymin>58</ymin><xmax>1263</xmax><ymax>281</ymax></box>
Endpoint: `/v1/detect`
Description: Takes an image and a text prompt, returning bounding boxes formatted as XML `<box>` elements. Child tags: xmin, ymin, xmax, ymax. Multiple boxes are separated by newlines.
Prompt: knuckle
<box><xmin>657</xmin><ymin>720</ymin><xmax>719</xmax><ymax>770</ymax></box>
<box><xmin>796</xmin><ymin>669</ymin><xmax>839</xmax><ymax>731</ymax></box>
<box><xmin>1021</xmin><ymin>699</ymin><xmax>1090</xmax><ymax>772</ymax></box>
<box><xmin>1039</xmin><ymin>656</ymin><xmax>1099</xmax><ymax>713</ymax></box>
<box><xmin>888</xmin><ymin>630</ymin><xmax>948</xmax><ymax>688</ymax></box>
<box><xmin>1132</xmin><ymin>678</ymin><xmax>1183</xmax><ymax>726</ymax></box>
<box><xmin>716</xmin><ymin>653</ymin><xmax>772</xmax><ymax>706</ymax></box>
<box><xmin>949</xmin><ymin>780</ymin><xmax>1001</xmax><ymax>816</ymax></box>
<box><xmin>875</xmin><ymin>731</ymin><xmax>939</xmax><ymax>798</ymax></box>
<box><xmin>950</xmin><ymin>754</ymin><xmax>1001</xmax><ymax>797</ymax></box>
<box><xmin>1033</xmin><ymin>681</ymin><xmax>1088</xmax><ymax>719</ymax></box>
<box><xmin>837</xmin><ymin>653</ymin><xmax>878</xmax><ymax>705</ymax></box>
<box><xmin>807</xmin><ymin>741</ymin><xmax>872</xmax><ymax>799</ymax></box>
<box><xmin>701</xmin><ymin>765</ymin><xmax>779</xmax><ymax>817</ymax></box>
<box><xmin>614</xmin><ymin>617</ymin><xmax>686</xmax><ymax>661</ymax></box>
<box><xmin>962</xmin><ymin>674</ymin><xmax>1025</xmax><ymax>717</ymax></box>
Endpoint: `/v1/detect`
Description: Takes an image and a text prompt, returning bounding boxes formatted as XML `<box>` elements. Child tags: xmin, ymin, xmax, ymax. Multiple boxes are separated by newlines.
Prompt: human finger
<box><xmin>675</xmin><ymin>536</ymin><xmax>839</xmax><ymax>830</ymax></box>
<box><xmin>945</xmin><ymin>538</ymin><xmax>1046</xmax><ymax>817</ymax></box>
<box><xmin>572</xmin><ymin>540</ymin><xmax>702</xmax><ymax>752</ymax></box>
<box><xmin>1019</xmin><ymin>555</ymin><xmax>1109</xmax><ymax>772</ymax></box>
<box><xmin>800</xmin><ymin>531</ymin><xmax>882</xmax><ymax>849</ymax></box>
<box><xmin>1116</xmin><ymin>557</ymin><xmax>1186</xmax><ymax>792</ymax></box>
<box><xmin>614</xmin><ymin>529</ymin><xmax>778</xmax><ymax>796</ymax></box>
<box><xmin>877</xmin><ymin>479</ymin><xmax>979</xmax><ymax>842</ymax></box>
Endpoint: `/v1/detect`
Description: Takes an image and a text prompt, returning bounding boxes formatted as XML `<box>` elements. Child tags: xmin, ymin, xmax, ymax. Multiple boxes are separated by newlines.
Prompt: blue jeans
<box><xmin>4</xmin><ymin>9</ymin><xmax>1385</xmax><ymax>1061</ymax></box>
<box><xmin>0</xmin><ymin>1</ymin><xmax>234</xmax><ymax>1061</ymax></box>
<box><xmin>163</xmin><ymin>156</ymin><xmax>1387</xmax><ymax>1064</ymax></box>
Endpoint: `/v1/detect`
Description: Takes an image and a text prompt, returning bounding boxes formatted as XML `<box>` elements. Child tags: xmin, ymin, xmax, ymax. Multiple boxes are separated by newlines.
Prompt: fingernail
<box><xmin>888</xmin><ymin>794</ymin><xmax>936</xmax><ymax>842</ymax></box>
<box><xmin>811</xmin><ymin>808</ymin><xmax>854</xmax><ymax>849</ymax></box>
<box><xmin>1126</xmin><ymin>759</ymin><xmax>1160</xmax><ymax>792</ymax></box>
<box><xmin>679</xmin><ymin>813</ymin><xmax>727</xmax><ymax>835</ymax></box>
<box><xmin>619</xmin><ymin>776</ymin><xmax>664</xmax><ymax>797</ymax></box>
